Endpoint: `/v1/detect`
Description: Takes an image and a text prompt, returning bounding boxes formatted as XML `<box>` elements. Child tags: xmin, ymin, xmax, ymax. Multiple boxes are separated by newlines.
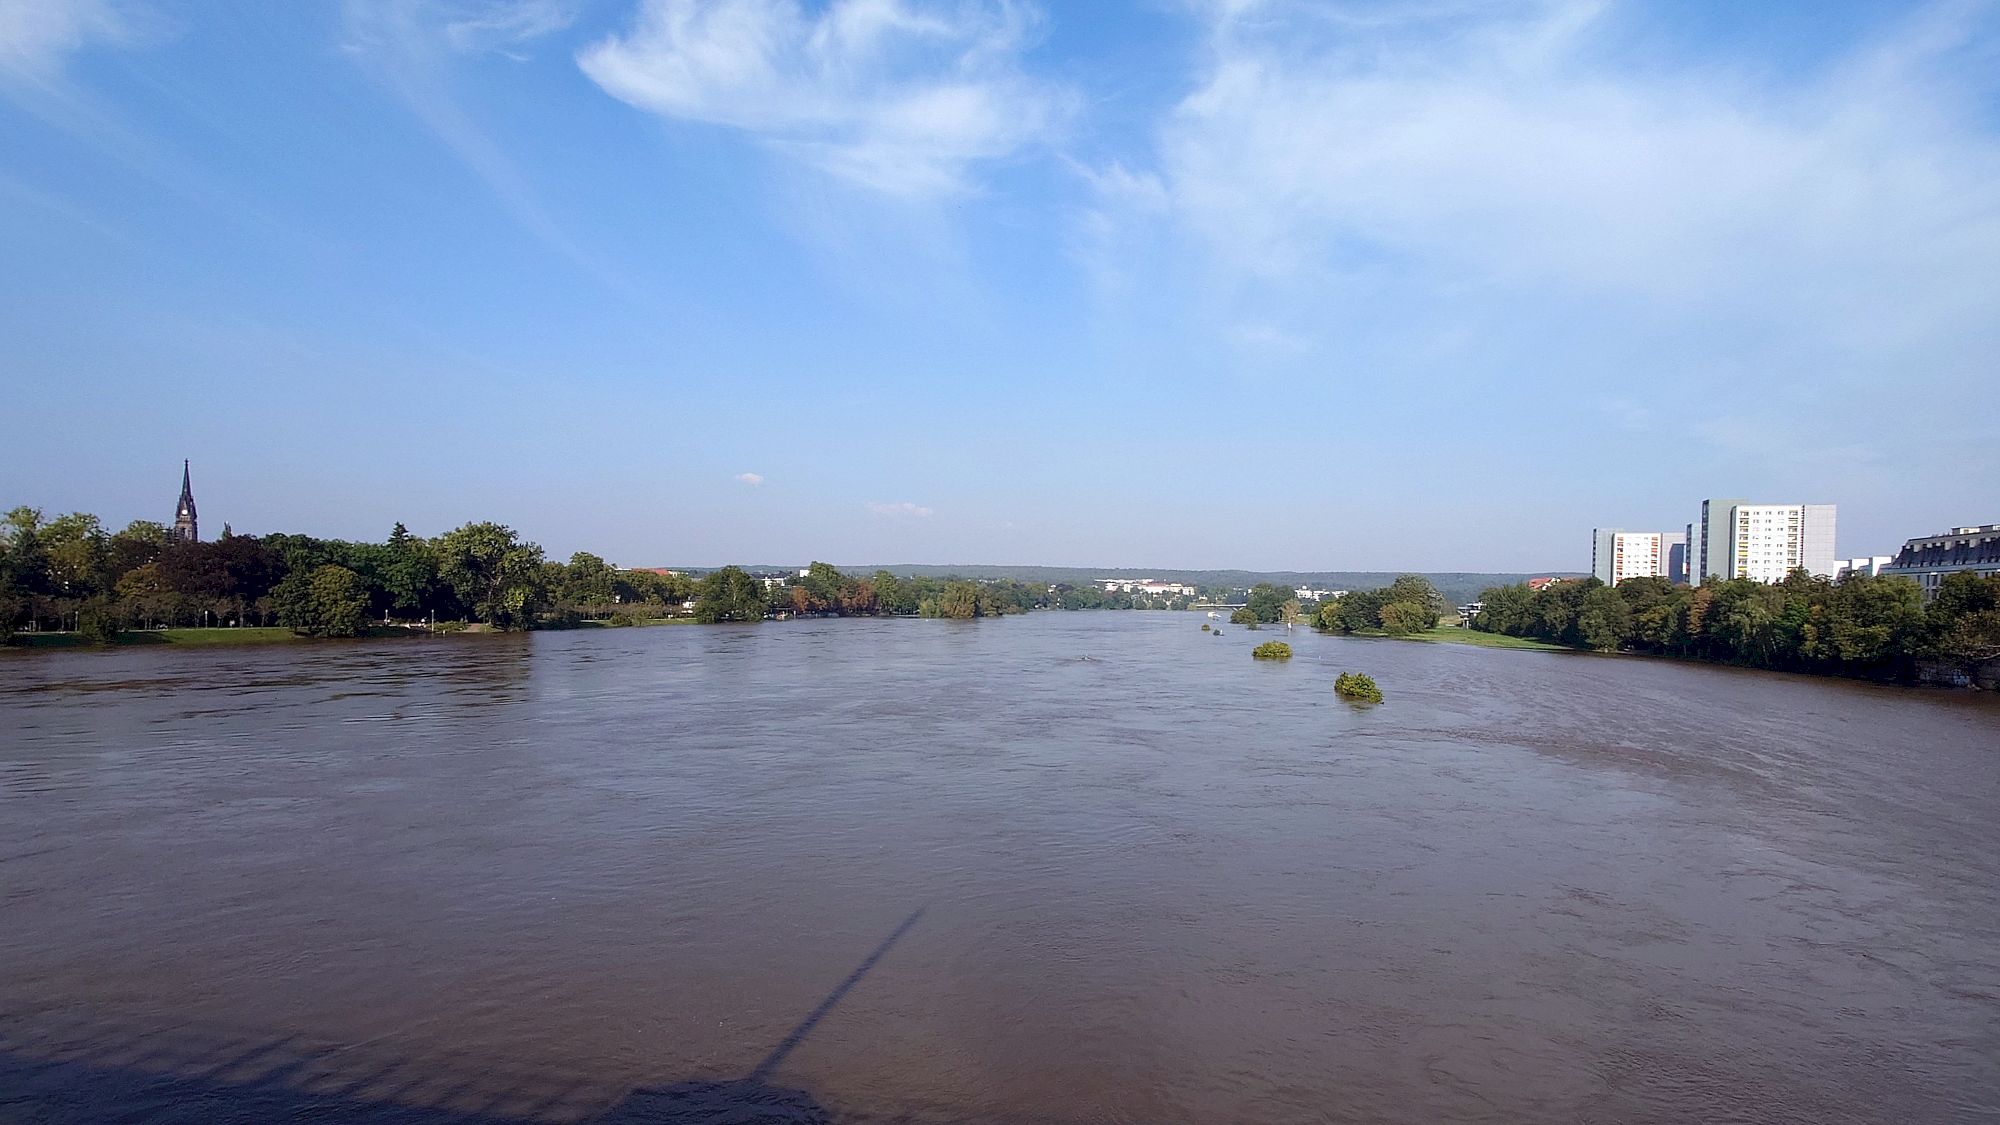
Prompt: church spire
<box><xmin>172</xmin><ymin>460</ymin><xmax>199</xmax><ymax>543</ymax></box>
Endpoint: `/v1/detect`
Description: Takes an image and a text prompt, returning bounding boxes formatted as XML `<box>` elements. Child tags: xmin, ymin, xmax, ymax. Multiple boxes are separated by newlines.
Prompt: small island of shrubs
<box><xmin>1252</xmin><ymin>641</ymin><xmax>1293</xmax><ymax>660</ymax></box>
<box><xmin>1334</xmin><ymin>672</ymin><xmax>1383</xmax><ymax>702</ymax></box>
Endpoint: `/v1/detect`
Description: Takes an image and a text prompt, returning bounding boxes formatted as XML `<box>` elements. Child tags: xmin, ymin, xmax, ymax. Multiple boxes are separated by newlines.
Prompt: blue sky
<box><xmin>3</xmin><ymin>0</ymin><xmax>1996</xmax><ymax>571</ymax></box>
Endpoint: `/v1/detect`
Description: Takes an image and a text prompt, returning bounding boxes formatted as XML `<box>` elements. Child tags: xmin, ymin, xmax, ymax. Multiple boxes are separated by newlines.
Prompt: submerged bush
<box><xmin>1334</xmin><ymin>672</ymin><xmax>1383</xmax><ymax>702</ymax></box>
<box><xmin>1252</xmin><ymin>641</ymin><xmax>1293</xmax><ymax>660</ymax></box>
<box><xmin>1201</xmin><ymin>623</ymin><xmax>1211</xmax><ymax>632</ymax></box>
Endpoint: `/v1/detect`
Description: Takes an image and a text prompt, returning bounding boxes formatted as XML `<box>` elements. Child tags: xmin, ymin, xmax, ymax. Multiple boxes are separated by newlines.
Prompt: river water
<box><xmin>1</xmin><ymin>613</ymin><xmax>1996</xmax><ymax>1124</ymax></box>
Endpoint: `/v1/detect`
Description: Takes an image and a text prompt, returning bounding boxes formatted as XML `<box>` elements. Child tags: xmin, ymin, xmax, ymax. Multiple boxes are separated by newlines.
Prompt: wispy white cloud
<box><xmin>867</xmin><ymin>500</ymin><xmax>933</xmax><ymax>518</ymax></box>
<box><xmin>442</xmin><ymin>0</ymin><xmax>578</xmax><ymax>56</ymax></box>
<box><xmin>579</xmin><ymin>0</ymin><xmax>1070</xmax><ymax>197</ymax></box>
<box><xmin>1081</xmin><ymin>0</ymin><xmax>2000</xmax><ymax>464</ymax></box>
<box><xmin>734</xmin><ymin>471</ymin><xmax>764</xmax><ymax>485</ymax></box>
<box><xmin>0</xmin><ymin>0</ymin><xmax>132</xmax><ymax>83</ymax></box>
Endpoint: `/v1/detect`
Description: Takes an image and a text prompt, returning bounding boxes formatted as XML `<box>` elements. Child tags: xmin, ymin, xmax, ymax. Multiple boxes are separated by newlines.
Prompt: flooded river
<box><xmin>2</xmin><ymin>614</ymin><xmax>1996</xmax><ymax>1123</ymax></box>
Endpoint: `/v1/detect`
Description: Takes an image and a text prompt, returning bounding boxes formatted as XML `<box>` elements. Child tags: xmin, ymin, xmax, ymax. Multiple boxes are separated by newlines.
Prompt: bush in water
<box><xmin>1335</xmin><ymin>672</ymin><xmax>1383</xmax><ymax>702</ymax></box>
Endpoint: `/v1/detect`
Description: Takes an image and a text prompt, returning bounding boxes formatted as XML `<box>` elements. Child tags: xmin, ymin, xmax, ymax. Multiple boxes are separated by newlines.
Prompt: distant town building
<box><xmin>1526</xmin><ymin>577</ymin><xmax>1567</xmax><ymax>592</ymax></box>
<box><xmin>1835</xmin><ymin>557</ymin><xmax>1893</xmax><ymax>580</ymax></box>
<box><xmin>1691</xmin><ymin>499</ymin><xmax>1836</xmax><ymax>583</ymax></box>
<box><xmin>1881</xmin><ymin>524</ymin><xmax>2000</xmax><ymax>600</ymax></box>
<box><xmin>170</xmin><ymin>460</ymin><xmax>198</xmax><ymax>543</ymax></box>
<box><xmin>1098</xmin><ymin>579</ymin><xmax>1196</xmax><ymax>598</ymax></box>
<box><xmin>1591</xmin><ymin>529</ymin><xmax>1686</xmax><ymax>585</ymax></box>
<box><xmin>1292</xmin><ymin>586</ymin><xmax>1344</xmax><ymax>601</ymax></box>
<box><xmin>1457</xmin><ymin>602</ymin><xmax>1483</xmax><ymax>627</ymax></box>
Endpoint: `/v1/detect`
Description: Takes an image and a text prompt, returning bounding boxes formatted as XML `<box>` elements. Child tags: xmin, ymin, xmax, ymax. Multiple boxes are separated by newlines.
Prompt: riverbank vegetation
<box><xmin>1317</xmin><ymin>576</ymin><xmax>1447</xmax><ymax>636</ymax></box>
<box><xmin>0</xmin><ymin>507</ymin><xmax>1054</xmax><ymax>645</ymax></box>
<box><xmin>1251</xmin><ymin>641</ymin><xmax>1293</xmax><ymax>660</ymax></box>
<box><xmin>1474</xmin><ymin>572</ymin><xmax>2000</xmax><ymax>684</ymax></box>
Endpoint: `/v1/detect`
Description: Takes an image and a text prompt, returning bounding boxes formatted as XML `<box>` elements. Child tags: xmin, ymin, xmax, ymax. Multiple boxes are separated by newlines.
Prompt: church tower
<box><xmin>172</xmin><ymin>460</ymin><xmax>199</xmax><ymax>543</ymax></box>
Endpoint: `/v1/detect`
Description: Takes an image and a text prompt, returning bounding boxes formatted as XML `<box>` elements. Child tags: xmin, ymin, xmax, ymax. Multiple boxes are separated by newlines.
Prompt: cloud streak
<box><xmin>0</xmin><ymin>0</ymin><xmax>131</xmax><ymax>83</ymax></box>
<box><xmin>735</xmin><ymin>471</ymin><xmax>764</xmax><ymax>485</ymax></box>
<box><xmin>867</xmin><ymin>500</ymin><xmax>933</xmax><ymax>518</ymax></box>
<box><xmin>579</xmin><ymin>0</ymin><xmax>1069</xmax><ymax>197</ymax></box>
<box><xmin>341</xmin><ymin>0</ymin><xmax>629</xmax><ymax>289</ymax></box>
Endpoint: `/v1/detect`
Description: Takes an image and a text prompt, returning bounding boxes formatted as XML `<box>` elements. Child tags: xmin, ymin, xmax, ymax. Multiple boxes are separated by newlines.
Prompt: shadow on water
<box><xmin>0</xmin><ymin>909</ymin><xmax>926</xmax><ymax>1125</ymax></box>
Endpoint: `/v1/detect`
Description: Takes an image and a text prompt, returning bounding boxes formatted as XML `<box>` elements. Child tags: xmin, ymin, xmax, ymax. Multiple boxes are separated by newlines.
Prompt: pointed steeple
<box><xmin>172</xmin><ymin>459</ymin><xmax>199</xmax><ymax>543</ymax></box>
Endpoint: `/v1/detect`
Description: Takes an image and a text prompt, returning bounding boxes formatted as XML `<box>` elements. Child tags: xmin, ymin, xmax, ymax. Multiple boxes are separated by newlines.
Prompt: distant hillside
<box><xmin>673</xmin><ymin>563</ymin><xmax>1580</xmax><ymax>609</ymax></box>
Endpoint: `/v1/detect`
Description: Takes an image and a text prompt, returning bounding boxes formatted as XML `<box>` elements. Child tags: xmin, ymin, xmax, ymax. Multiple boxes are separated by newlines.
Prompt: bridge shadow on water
<box><xmin>0</xmin><ymin>909</ymin><xmax>925</xmax><ymax>1125</ymax></box>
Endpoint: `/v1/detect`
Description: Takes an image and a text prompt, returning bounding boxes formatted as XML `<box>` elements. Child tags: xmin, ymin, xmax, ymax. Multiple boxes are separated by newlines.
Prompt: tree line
<box><xmin>0</xmin><ymin>508</ymin><xmax>693</xmax><ymax>639</ymax></box>
<box><xmin>693</xmin><ymin>561</ymin><xmax>1042</xmax><ymax>623</ymax></box>
<box><xmin>1210</xmin><ymin>576</ymin><xmax>1447</xmax><ymax>635</ymax></box>
<box><xmin>0</xmin><ymin>508</ymin><xmax>1056</xmax><ymax>642</ymax></box>
<box><xmin>1473</xmin><ymin>571</ymin><xmax>2000</xmax><ymax>683</ymax></box>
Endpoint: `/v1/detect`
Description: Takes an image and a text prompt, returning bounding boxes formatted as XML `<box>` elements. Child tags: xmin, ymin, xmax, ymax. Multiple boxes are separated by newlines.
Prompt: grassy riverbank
<box><xmin>1341</xmin><ymin>625</ymin><xmax>1570</xmax><ymax>651</ymax></box>
<box><xmin>8</xmin><ymin>627</ymin><xmax>307</xmax><ymax>650</ymax></box>
<box><xmin>1405</xmin><ymin>626</ymin><xmax>1570</xmax><ymax>650</ymax></box>
<box><xmin>7</xmin><ymin>616</ymin><xmax>705</xmax><ymax>651</ymax></box>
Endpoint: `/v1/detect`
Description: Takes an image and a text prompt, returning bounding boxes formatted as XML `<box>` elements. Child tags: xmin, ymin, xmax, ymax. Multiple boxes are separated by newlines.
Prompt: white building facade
<box><xmin>1692</xmin><ymin>500</ymin><xmax>1838</xmax><ymax>583</ymax></box>
<box><xmin>1881</xmin><ymin>523</ymin><xmax>2000</xmax><ymax>600</ymax></box>
<box><xmin>1097</xmin><ymin>578</ymin><xmax>1196</xmax><ymax>597</ymax></box>
<box><xmin>1592</xmin><ymin>529</ymin><xmax>1686</xmax><ymax>585</ymax></box>
<box><xmin>1836</xmin><ymin>556</ymin><xmax>1893</xmax><ymax>580</ymax></box>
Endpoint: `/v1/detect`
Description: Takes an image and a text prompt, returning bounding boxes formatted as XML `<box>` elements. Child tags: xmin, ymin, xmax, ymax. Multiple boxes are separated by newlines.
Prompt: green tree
<box><xmin>1230</xmin><ymin>607</ymin><xmax>1257</xmax><ymax>625</ymax></box>
<box><xmin>1245</xmin><ymin>583</ymin><xmax>1291</xmax><ymax>623</ymax></box>
<box><xmin>39</xmin><ymin>512</ymin><xmax>109</xmax><ymax>597</ymax></box>
<box><xmin>1384</xmin><ymin>575</ymin><xmax>1446</xmax><ymax>624</ymax></box>
<box><xmin>1926</xmin><ymin>572</ymin><xmax>2000</xmax><ymax>679</ymax></box>
<box><xmin>76</xmin><ymin>596</ymin><xmax>124</xmax><ymax>644</ymax></box>
<box><xmin>1706</xmin><ymin>580</ymin><xmax>1785</xmax><ymax>664</ymax></box>
<box><xmin>1333</xmin><ymin>588</ymin><xmax>1387</xmax><ymax>633</ymax></box>
<box><xmin>873</xmin><ymin>570</ymin><xmax>917</xmax><ymax>615</ymax></box>
<box><xmin>560</xmin><ymin>551</ymin><xmax>618</xmax><ymax>609</ymax></box>
<box><xmin>692</xmin><ymin>566</ymin><xmax>766</xmax><ymax>623</ymax></box>
<box><xmin>381</xmin><ymin>523</ymin><xmax>446</xmax><ymax>618</ymax></box>
<box><xmin>799</xmin><ymin>561</ymin><xmax>845</xmax><ymax>611</ymax></box>
<box><xmin>1316</xmin><ymin>597</ymin><xmax>1346</xmax><ymax>631</ymax></box>
<box><xmin>107</xmin><ymin>520</ymin><xmax>169</xmax><ymax>579</ymax></box>
<box><xmin>435</xmin><ymin>522</ymin><xmax>547</xmax><ymax>629</ymax></box>
<box><xmin>1472</xmin><ymin>584</ymin><xmax>1536</xmax><ymax>636</ymax></box>
<box><xmin>1378</xmin><ymin>600</ymin><xmax>1432</xmax><ymax>636</ymax></box>
<box><xmin>275</xmin><ymin>564</ymin><xmax>370</xmax><ymax>637</ymax></box>
<box><xmin>1928</xmin><ymin>571</ymin><xmax>2000</xmax><ymax>639</ymax></box>
<box><xmin>1574</xmin><ymin>584</ymin><xmax>1633</xmax><ymax>650</ymax></box>
<box><xmin>935</xmin><ymin>580</ymin><xmax>981</xmax><ymax>619</ymax></box>
<box><xmin>1798</xmin><ymin>574</ymin><xmax>1923</xmax><ymax>674</ymax></box>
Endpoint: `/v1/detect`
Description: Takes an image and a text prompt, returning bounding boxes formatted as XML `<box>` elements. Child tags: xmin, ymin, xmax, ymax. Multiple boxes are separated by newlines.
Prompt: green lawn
<box><xmin>1404</xmin><ymin>626</ymin><xmax>1570</xmax><ymax>651</ymax></box>
<box><xmin>4</xmin><ymin>626</ymin><xmax>441</xmax><ymax>649</ymax></box>
<box><xmin>7</xmin><ymin>626</ymin><xmax>300</xmax><ymax>649</ymax></box>
<box><xmin>1339</xmin><ymin>625</ymin><xmax>1569</xmax><ymax>651</ymax></box>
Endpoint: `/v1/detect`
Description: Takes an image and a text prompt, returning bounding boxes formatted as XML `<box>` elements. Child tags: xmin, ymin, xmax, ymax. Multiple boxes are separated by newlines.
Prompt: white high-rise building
<box><xmin>1728</xmin><ymin>503</ymin><xmax>1838</xmax><ymax>583</ymax></box>
<box><xmin>1591</xmin><ymin>529</ymin><xmax>1685</xmax><ymax>585</ymax></box>
<box><xmin>1614</xmin><ymin>532</ymin><xmax>1662</xmax><ymax>584</ymax></box>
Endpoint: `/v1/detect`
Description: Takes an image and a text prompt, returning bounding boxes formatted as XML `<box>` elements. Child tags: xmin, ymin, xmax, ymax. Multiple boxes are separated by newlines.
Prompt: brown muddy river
<box><xmin>2</xmin><ymin>614</ymin><xmax>1996</xmax><ymax>1123</ymax></box>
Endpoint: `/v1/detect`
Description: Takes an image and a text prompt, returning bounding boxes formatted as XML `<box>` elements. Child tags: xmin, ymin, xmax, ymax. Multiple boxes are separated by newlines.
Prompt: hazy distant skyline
<box><xmin>4</xmin><ymin>0</ymin><xmax>1996</xmax><ymax>571</ymax></box>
